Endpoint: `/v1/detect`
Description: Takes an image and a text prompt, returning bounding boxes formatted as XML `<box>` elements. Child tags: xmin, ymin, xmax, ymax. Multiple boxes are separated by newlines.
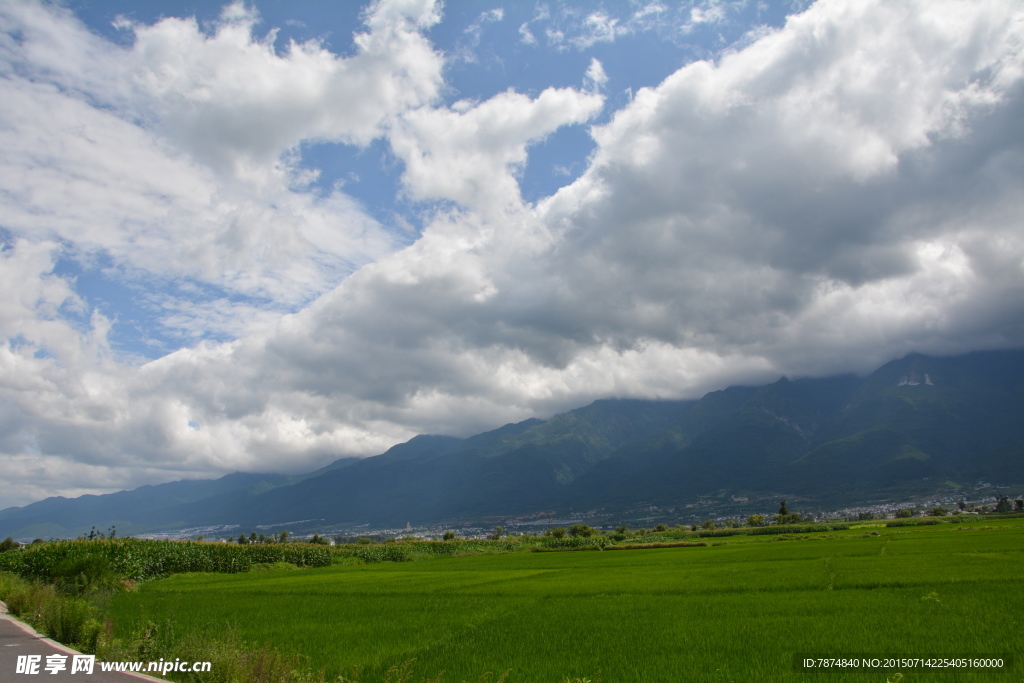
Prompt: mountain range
<box><xmin>3</xmin><ymin>349</ymin><xmax>1023</xmax><ymax>540</ymax></box>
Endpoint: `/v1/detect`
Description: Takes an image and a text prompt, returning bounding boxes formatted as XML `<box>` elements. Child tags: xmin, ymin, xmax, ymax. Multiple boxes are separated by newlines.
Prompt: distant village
<box><xmin>135</xmin><ymin>480</ymin><xmax>1022</xmax><ymax>544</ymax></box>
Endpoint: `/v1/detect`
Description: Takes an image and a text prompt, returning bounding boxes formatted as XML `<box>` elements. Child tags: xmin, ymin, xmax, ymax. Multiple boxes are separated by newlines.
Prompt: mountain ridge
<box><xmin>3</xmin><ymin>349</ymin><xmax>1022</xmax><ymax>539</ymax></box>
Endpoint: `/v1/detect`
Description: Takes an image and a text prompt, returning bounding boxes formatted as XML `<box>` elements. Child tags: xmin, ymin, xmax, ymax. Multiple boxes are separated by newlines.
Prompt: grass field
<box><xmin>102</xmin><ymin>520</ymin><xmax>1024</xmax><ymax>683</ymax></box>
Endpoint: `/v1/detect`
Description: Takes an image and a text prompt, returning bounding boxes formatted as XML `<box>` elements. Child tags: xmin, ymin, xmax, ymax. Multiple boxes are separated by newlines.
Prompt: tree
<box><xmin>614</xmin><ymin>524</ymin><xmax>628</xmax><ymax>534</ymax></box>
<box><xmin>957</xmin><ymin>501</ymin><xmax>966</xmax><ymax>511</ymax></box>
<box><xmin>778</xmin><ymin>500</ymin><xmax>789</xmax><ymax>515</ymax></box>
<box><xmin>490</xmin><ymin>526</ymin><xmax>503</xmax><ymax>540</ymax></box>
<box><xmin>996</xmin><ymin>497</ymin><xmax>1011</xmax><ymax>513</ymax></box>
<box><xmin>928</xmin><ymin>506</ymin><xmax>948</xmax><ymax>517</ymax></box>
<box><xmin>279</xmin><ymin>530</ymin><xmax>290</xmax><ymax>543</ymax></box>
<box><xmin>701</xmin><ymin>519</ymin><xmax>716</xmax><ymax>530</ymax></box>
<box><xmin>0</xmin><ymin>536</ymin><xmax>17</xmax><ymax>552</ymax></box>
<box><xmin>442</xmin><ymin>531</ymin><xmax>456</xmax><ymax>541</ymax></box>
<box><xmin>249</xmin><ymin>532</ymin><xmax>257</xmax><ymax>543</ymax></box>
<box><xmin>896</xmin><ymin>509</ymin><xmax>913</xmax><ymax>518</ymax></box>
<box><xmin>568</xmin><ymin>524</ymin><xmax>594</xmax><ymax>537</ymax></box>
<box><xmin>550</xmin><ymin>527</ymin><xmax>566</xmax><ymax>539</ymax></box>
<box><xmin>309</xmin><ymin>533</ymin><xmax>328</xmax><ymax>545</ymax></box>
<box><xmin>1016</xmin><ymin>499</ymin><xmax>1023</xmax><ymax>512</ymax></box>
<box><xmin>237</xmin><ymin>534</ymin><xmax>249</xmax><ymax>544</ymax></box>
<box><xmin>654</xmin><ymin>523</ymin><xmax>668</xmax><ymax>532</ymax></box>
<box><xmin>746</xmin><ymin>514</ymin><xmax>767</xmax><ymax>527</ymax></box>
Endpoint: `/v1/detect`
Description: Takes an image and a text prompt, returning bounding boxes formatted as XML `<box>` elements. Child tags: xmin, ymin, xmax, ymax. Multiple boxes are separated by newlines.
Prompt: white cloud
<box><xmin>585</xmin><ymin>58</ymin><xmax>609</xmax><ymax>91</ymax></box>
<box><xmin>455</xmin><ymin>7</ymin><xmax>505</xmax><ymax>62</ymax></box>
<box><xmin>127</xmin><ymin>1</ymin><xmax>444</xmax><ymax>179</ymax></box>
<box><xmin>388</xmin><ymin>87</ymin><xmax>604</xmax><ymax>216</ymax></box>
<box><xmin>2</xmin><ymin>0</ymin><xmax>1023</xmax><ymax>509</ymax></box>
<box><xmin>0</xmin><ymin>0</ymin><xmax>447</xmax><ymax>326</ymax></box>
<box><xmin>518</xmin><ymin>22</ymin><xmax>537</xmax><ymax>45</ymax></box>
<box><xmin>570</xmin><ymin>11</ymin><xmax>621</xmax><ymax>49</ymax></box>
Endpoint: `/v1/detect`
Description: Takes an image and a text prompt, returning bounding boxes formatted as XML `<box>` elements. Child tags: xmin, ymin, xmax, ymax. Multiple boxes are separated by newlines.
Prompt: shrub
<box><xmin>540</xmin><ymin>537</ymin><xmax>603</xmax><ymax>550</ymax></box>
<box><xmin>885</xmin><ymin>518</ymin><xmax>943</xmax><ymax>527</ymax></box>
<box><xmin>773</xmin><ymin>513</ymin><xmax>803</xmax><ymax>524</ymax></box>
<box><xmin>748</xmin><ymin>524</ymin><xmax>848</xmax><ymax>535</ymax></box>
<box><xmin>0</xmin><ymin>573</ymin><xmax>102</xmax><ymax>652</ymax></box>
<box><xmin>52</xmin><ymin>554</ymin><xmax>120</xmax><ymax>595</ymax></box>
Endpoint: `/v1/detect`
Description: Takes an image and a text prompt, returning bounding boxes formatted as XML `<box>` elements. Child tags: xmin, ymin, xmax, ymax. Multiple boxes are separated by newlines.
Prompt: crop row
<box><xmin>0</xmin><ymin>538</ymin><xmax>331</xmax><ymax>582</ymax></box>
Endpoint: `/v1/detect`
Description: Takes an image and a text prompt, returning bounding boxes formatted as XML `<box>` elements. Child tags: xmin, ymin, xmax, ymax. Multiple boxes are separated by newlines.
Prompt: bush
<box><xmin>568</xmin><ymin>524</ymin><xmax>595</xmax><ymax>538</ymax></box>
<box><xmin>773</xmin><ymin>513</ymin><xmax>803</xmax><ymax>525</ymax></box>
<box><xmin>748</xmin><ymin>524</ymin><xmax>848</xmax><ymax>535</ymax></box>
<box><xmin>52</xmin><ymin>554</ymin><xmax>120</xmax><ymax>595</ymax></box>
<box><xmin>0</xmin><ymin>573</ymin><xmax>102</xmax><ymax>652</ymax></box>
<box><xmin>746</xmin><ymin>514</ymin><xmax>767</xmax><ymax>527</ymax></box>
<box><xmin>540</xmin><ymin>537</ymin><xmax>604</xmax><ymax>550</ymax></box>
<box><xmin>885</xmin><ymin>518</ymin><xmax>944</xmax><ymax>527</ymax></box>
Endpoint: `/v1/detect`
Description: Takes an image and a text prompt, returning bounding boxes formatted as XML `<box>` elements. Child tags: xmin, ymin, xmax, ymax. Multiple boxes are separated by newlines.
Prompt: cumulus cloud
<box><xmin>0</xmin><ymin>0</ymin><xmax>444</xmax><ymax>330</ymax></box>
<box><xmin>2</xmin><ymin>0</ymin><xmax>1023</xmax><ymax>508</ymax></box>
<box><xmin>540</xmin><ymin>0</ymin><xmax>1024</xmax><ymax>371</ymax></box>
<box><xmin>389</xmin><ymin>86</ymin><xmax>604</xmax><ymax>215</ymax></box>
<box><xmin>127</xmin><ymin>1</ymin><xmax>443</xmax><ymax>177</ymax></box>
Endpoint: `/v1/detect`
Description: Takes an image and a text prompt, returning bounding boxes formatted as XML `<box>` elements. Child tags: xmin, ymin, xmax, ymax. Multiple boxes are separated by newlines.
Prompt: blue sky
<box><xmin>1</xmin><ymin>0</ymin><xmax>1022</xmax><ymax>507</ymax></box>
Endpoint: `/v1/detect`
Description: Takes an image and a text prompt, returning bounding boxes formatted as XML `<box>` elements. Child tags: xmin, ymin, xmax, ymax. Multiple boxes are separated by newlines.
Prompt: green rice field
<box><xmin>106</xmin><ymin>521</ymin><xmax>1024</xmax><ymax>682</ymax></box>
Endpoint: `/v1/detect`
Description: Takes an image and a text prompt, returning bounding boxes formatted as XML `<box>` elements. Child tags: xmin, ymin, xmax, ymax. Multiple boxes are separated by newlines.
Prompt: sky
<box><xmin>1</xmin><ymin>0</ymin><xmax>1022</xmax><ymax>509</ymax></box>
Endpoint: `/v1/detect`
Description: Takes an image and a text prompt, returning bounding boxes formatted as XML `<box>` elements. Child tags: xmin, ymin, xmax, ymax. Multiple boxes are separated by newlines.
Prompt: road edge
<box><xmin>0</xmin><ymin>599</ymin><xmax>167</xmax><ymax>682</ymax></box>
